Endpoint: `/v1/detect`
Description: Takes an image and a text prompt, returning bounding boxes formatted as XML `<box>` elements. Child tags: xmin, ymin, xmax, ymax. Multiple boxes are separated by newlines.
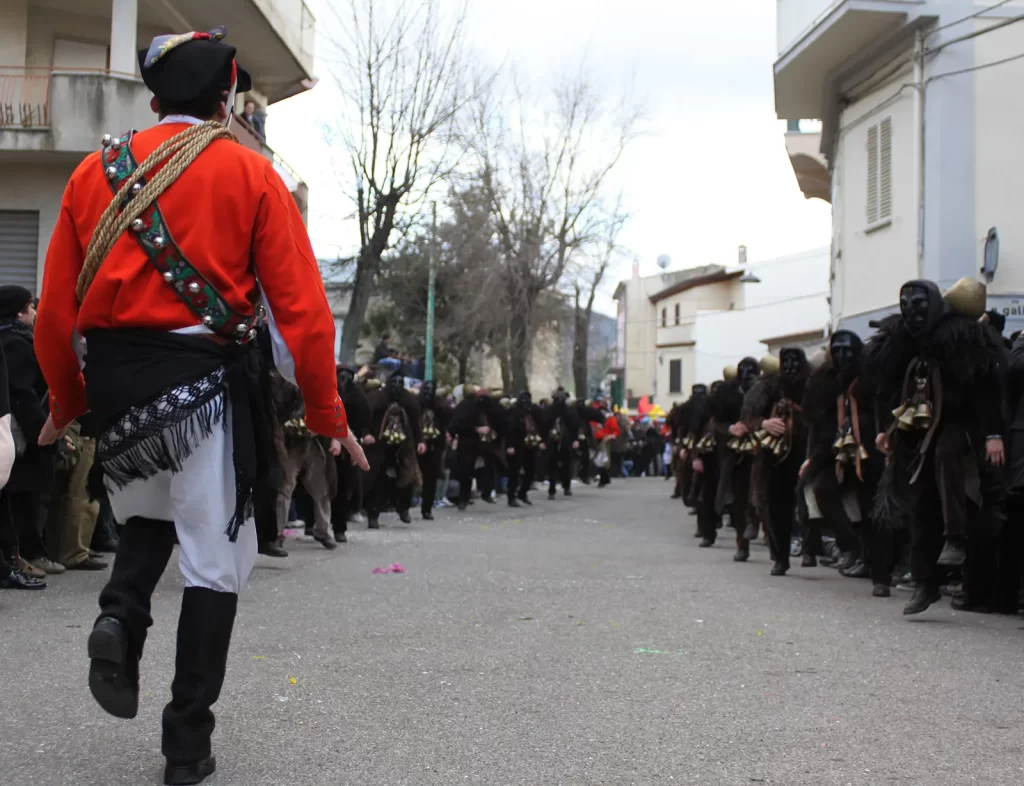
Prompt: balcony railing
<box><xmin>232</xmin><ymin>114</ymin><xmax>305</xmax><ymax>192</ymax></box>
<box><xmin>0</xmin><ymin>68</ymin><xmax>50</xmax><ymax>128</ymax></box>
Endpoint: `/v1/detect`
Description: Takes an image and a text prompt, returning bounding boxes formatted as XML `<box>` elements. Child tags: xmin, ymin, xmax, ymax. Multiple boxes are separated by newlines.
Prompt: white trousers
<box><xmin>106</xmin><ymin>398</ymin><xmax>257</xmax><ymax>593</ymax></box>
<box><xmin>804</xmin><ymin>483</ymin><xmax>862</xmax><ymax>524</ymax></box>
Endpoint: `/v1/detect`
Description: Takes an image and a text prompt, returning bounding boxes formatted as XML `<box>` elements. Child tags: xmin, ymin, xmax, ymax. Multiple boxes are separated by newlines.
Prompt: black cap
<box><xmin>138</xmin><ymin>27</ymin><xmax>251</xmax><ymax>104</ymax></box>
<box><xmin>0</xmin><ymin>285</ymin><xmax>33</xmax><ymax>319</ymax></box>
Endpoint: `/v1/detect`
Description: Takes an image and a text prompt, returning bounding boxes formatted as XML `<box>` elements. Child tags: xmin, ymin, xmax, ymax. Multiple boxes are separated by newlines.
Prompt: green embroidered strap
<box><xmin>100</xmin><ymin>131</ymin><xmax>260</xmax><ymax>343</ymax></box>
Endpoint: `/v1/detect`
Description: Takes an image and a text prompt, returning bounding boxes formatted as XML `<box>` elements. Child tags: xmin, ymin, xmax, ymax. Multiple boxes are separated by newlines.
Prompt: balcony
<box><xmin>0</xmin><ymin>68</ymin><xmax>308</xmax><ymax>220</ymax></box>
<box><xmin>0</xmin><ymin>68</ymin><xmax>152</xmax><ymax>154</ymax></box>
<box><xmin>774</xmin><ymin>0</ymin><xmax>923</xmax><ymax>119</ymax></box>
<box><xmin>784</xmin><ymin>121</ymin><xmax>831</xmax><ymax>202</ymax></box>
<box><xmin>24</xmin><ymin>0</ymin><xmax>316</xmax><ymax>105</ymax></box>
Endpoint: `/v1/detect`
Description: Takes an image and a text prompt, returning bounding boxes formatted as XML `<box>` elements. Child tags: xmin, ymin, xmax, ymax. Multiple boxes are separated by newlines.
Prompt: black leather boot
<box><xmin>699</xmin><ymin>537</ymin><xmax>715</xmax><ymax>548</ymax></box>
<box><xmin>770</xmin><ymin>561</ymin><xmax>789</xmax><ymax>576</ymax></box>
<box><xmin>801</xmin><ymin>553</ymin><xmax>817</xmax><ymax>568</ymax></box>
<box><xmin>164</xmin><ymin>756</ymin><xmax>216</xmax><ymax>786</ymax></box>
<box><xmin>903</xmin><ymin>582</ymin><xmax>941</xmax><ymax>615</ymax></box>
<box><xmin>162</xmin><ymin>588</ymin><xmax>237</xmax><ymax>781</ymax></box>
<box><xmin>88</xmin><ymin>616</ymin><xmax>139</xmax><ymax>719</ymax></box>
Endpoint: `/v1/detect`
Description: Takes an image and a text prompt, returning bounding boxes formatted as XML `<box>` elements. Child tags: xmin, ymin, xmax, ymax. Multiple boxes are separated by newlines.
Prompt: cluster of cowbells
<box><xmin>833</xmin><ymin>426</ymin><xmax>870</xmax><ymax>463</ymax></box>
<box><xmin>382</xmin><ymin>426</ymin><xmax>407</xmax><ymax>446</ymax></box>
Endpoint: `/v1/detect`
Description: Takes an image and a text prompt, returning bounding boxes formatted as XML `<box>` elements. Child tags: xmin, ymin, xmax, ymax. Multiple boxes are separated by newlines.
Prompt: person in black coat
<box><xmin>0</xmin><ymin>335</ymin><xmax>44</xmax><ymax>589</ymax></box>
<box><xmin>417</xmin><ymin>381</ymin><xmax>452</xmax><ymax>520</ymax></box>
<box><xmin>331</xmin><ymin>366</ymin><xmax>372</xmax><ymax>540</ymax></box>
<box><xmin>0</xmin><ymin>286</ymin><xmax>56</xmax><ymax>571</ymax></box>
<box><xmin>798</xmin><ymin>332</ymin><xmax>889</xmax><ymax>594</ymax></box>
<box><xmin>542</xmin><ymin>392</ymin><xmax>581</xmax><ymax>499</ymax></box>
<box><xmin>364</xmin><ymin>373</ymin><xmax>422</xmax><ymax>528</ymax></box>
<box><xmin>505</xmin><ymin>391</ymin><xmax>544</xmax><ymax>507</ymax></box>
<box><xmin>866</xmin><ymin>279</ymin><xmax>1006</xmax><ymax>615</ymax></box>
<box><xmin>448</xmin><ymin>387</ymin><xmax>506</xmax><ymax>510</ymax></box>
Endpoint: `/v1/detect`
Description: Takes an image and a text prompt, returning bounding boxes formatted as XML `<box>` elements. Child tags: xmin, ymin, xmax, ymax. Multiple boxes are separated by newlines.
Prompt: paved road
<box><xmin>2</xmin><ymin>478</ymin><xmax>1023</xmax><ymax>786</ymax></box>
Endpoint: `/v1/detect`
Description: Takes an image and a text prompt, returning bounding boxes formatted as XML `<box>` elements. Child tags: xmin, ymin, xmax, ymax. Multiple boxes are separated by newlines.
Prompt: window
<box><xmin>674</xmin><ymin>303</ymin><xmax>680</xmax><ymax>325</ymax></box>
<box><xmin>661</xmin><ymin>307</ymin><xmax>666</xmax><ymax>327</ymax></box>
<box><xmin>669</xmin><ymin>359</ymin><xmax>682</xmax><ymax>394</ymax></box>
<box><xmin>866</xmin><ymin>116</ymin><xmax>892</xmax><ymax>227</ymax></box>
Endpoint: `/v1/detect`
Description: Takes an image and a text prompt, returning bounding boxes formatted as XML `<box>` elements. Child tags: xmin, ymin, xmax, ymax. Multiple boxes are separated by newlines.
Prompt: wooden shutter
<box><xmin>879</xmin><ymin>116</ymin><xmax>893</xmax><ymax>220</ymax></box>
<box><xmin>866</xmin><ymin>123</ymin><xmax>879</xmax><ymax>225</ymax></box>
<box><xmin>669</xmin><ymin>359</ymin><xmax>682</xmax><ymax>394</ymax></box>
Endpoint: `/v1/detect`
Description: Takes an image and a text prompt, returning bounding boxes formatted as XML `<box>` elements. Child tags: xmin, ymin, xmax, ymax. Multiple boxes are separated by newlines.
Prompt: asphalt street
<box><xmin>2</xmin><ymin>477</ymin><xmax>1023</xmax><ymax>786</ymax></box>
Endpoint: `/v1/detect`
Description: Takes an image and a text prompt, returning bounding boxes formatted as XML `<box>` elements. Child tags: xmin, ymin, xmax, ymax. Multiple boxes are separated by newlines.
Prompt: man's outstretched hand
<box><xmin>339</xmin><ymin>432</ymin><xmax>370</xmax><ymax>471</ymax></box>
<box><xmin>37</xmin><ymin>413</ymin><xmax>67</xmax><ymax>446</ymax></box>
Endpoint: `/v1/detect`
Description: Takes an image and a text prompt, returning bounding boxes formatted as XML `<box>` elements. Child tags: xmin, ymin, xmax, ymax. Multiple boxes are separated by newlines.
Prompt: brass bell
<box><xmin>833</xmin><ymin>436</ymin><xmax>845</xmax><ymax>452</ymax></box>
<box><xmin>841</xmin><ymin>433</ymin><xmax>857</xmax><ymax>449</ymax></box>
<box><xmin>836</xmin><ymin>450</ymin><xmax>850</xmax><ymax>464</ymax></box>
<box><xmin>891</xmin><ymin>404</ymin><xmax>907</xmax><ymax>421</ymax></box>
<box><xmin>772</xmin><ymin>440</ymin><xmax>784</xmax><ymax>456</ymax></box>
<box><xmin>897</xmin><ymin>405</ymin><xmax>916</xmax><ymax>431</ymax></box>
<box><xmin>753</xmin><ymin>429</ymin><xmax>768</xmax><ymax>444</ymax></box>
<box><xmin>912</xmin><ymin>401</ymin><xmax>932</xmax><ymax>428</ymax></box>
<box><xmin>857</xmin><ymin>446</ymin><xmax>870</xmax><ymax>461</ymax></box>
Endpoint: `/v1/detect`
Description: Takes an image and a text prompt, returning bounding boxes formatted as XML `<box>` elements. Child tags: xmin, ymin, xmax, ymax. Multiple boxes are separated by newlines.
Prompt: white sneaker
<box><xmin>350</xmin><ymin>512</ymin><xmax>368</xmax><ymax>524</ymax></box>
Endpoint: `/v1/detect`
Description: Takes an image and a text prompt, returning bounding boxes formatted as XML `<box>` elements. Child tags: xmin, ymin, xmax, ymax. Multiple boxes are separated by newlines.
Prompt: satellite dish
<box><xmin>656</xmin><ymin>254</ymin><xmax>671</xmax><ymax>271</ymax></box>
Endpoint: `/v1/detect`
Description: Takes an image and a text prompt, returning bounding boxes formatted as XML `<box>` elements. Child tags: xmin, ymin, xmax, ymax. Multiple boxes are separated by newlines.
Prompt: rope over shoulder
<box><xmin>77</xmin><ymin>121</ymin><xmax>237</xmax><ymax>302</ymax></box>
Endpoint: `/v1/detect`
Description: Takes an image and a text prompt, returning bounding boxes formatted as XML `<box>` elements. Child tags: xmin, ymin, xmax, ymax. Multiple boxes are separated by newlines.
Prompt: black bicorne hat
<box><xmin>138</xmin><ymin>27</ymin><xmax>251</xmax><ymax>104</ymax></box>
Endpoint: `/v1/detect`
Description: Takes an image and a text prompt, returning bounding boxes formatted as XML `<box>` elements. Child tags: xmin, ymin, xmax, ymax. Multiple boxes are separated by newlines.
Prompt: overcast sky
<box><xmin>267</xmin><ymin>0</ymin><xmax>832</xmax><ymax>315</ymax></box>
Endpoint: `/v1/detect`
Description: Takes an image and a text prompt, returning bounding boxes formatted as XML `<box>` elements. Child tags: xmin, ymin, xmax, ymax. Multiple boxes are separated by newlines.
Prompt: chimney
<box><xmin>632</xmin><ymin>259</ymin><xmax>640</xmax><ymax>279</ymax></box>
<box><xmin>738</xmin><ymin>245</ymin><xmax>747</xmax><ymax>266</ymax></box>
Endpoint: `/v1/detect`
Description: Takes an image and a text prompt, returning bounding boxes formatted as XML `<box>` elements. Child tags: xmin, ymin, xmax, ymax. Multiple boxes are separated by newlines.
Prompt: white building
<box><xmin>692</xmin><ymin>247</ymin><xmax>831</xmax><ymax>386</ymax></box>
<box><xmin>775</xmin><ymin>0</ymin><xmax>1024</xmax><ymax>335</ymax></box>
<box><xmin>0</xmin><ymin>0</ymin><xmax>315</xmax><ymax>291</ymax></box>
<box><xmin>613</xmin><ymin>247</ymin><xmax>830</xmax><ymax>405</ymax></box>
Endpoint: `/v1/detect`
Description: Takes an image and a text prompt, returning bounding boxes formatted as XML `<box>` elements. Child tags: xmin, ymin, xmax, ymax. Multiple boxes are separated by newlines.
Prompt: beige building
<box><xmin>0</xmin><ymin>0</ymin><xmax>314</xmax><ymax>291</ymax></box>
<box><xmin>613</xmin><ymin>264</ymin><xmax>723</xmax><ymax>403</ymax></box>
<box><xmin>649</xmin><ymin>269</ymin><xmax>742</xmax><ymax>404</ymax></box>
<box><xmin>775</xmin><ymin>0</ymin><xmax>1024</xmax><ymax>335</ymax></box>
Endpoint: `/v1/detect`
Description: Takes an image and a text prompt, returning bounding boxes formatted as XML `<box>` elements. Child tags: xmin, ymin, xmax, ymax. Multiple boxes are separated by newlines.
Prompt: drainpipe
<box><xmin>913</xmin><ymin>29</ymin><xmax>925</xmax><ymax>277</ymax></box>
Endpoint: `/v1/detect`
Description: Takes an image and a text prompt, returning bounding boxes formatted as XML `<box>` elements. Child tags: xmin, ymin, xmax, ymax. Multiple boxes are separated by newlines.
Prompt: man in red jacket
<box><xmin>591</xmin><ymin>398</ymin><xmax>620</xmax><ymax>488</ymax></box>
<box><xmin>34</xmin><ymin>28</ymin><xmax>367</xmax><ymax>785</ymax></box>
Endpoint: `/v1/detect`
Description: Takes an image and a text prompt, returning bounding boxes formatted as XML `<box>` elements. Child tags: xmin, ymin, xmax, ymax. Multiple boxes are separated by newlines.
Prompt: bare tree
<box><xmin>471</xmin><ymin>69</ymin><xmax>639</xmax><ymax>392</ymax></box>
<box><xmin>321</xmin><ymin>0</ymin><xmax>490</xmax><ymax>362</ymax></box>
<box><xmin>571</xmin><ymin>201</ymin><xmax>627</xmax><ymax>397</ymax></box>
<box><xmin>372</xmin><ymin>186</ymin><xmax>505</xmax><ymax>382</ymax></box>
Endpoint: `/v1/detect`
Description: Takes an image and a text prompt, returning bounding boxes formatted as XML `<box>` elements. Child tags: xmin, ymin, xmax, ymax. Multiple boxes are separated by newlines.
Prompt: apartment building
<box><xmin>0</xmin><ymin>0</ymin><xmax>315</xmax><ymax>291</ymax></box>
<box><xmin>614</xmin><ymin>248</ymin><xmax>830</xmax><ymax>404</ymax></box>
<box><xmin>775</xmin><ymin>0</ymin><xmax>1024</xmax><ymax>334</ymax></box>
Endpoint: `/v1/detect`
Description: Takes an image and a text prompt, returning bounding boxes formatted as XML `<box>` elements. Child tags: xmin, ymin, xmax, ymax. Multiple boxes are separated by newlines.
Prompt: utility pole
<box><xmin>425</xmin><ymin>201</ymin><xmax>437</xmax><ymax>381</ymax></box>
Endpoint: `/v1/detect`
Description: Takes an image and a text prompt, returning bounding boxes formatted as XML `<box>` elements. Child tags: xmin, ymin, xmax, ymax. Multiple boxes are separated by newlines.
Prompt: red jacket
<box><xmin>593</xmin><ymin>413</ymin><xmax>620</xmax><ymax>441</ymax></box>
<box><xmin>36</xmin><ymin>122</ymin><xmax>347</xmax><ymax>437</ymax></box>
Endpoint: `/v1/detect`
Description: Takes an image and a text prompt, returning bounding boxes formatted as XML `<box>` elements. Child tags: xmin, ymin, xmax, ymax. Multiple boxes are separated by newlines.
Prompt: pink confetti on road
<box><xmin>372</xmin><ymin>563</ymin><xmax>407</xmax><ymax>574</ymax></box>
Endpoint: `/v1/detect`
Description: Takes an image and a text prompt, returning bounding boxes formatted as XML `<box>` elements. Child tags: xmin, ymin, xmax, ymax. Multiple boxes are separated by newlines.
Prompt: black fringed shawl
<box><xmin>83</xmin><ymin>329</ymin><xmax>272</xmax><ymax>541</ymax></box>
